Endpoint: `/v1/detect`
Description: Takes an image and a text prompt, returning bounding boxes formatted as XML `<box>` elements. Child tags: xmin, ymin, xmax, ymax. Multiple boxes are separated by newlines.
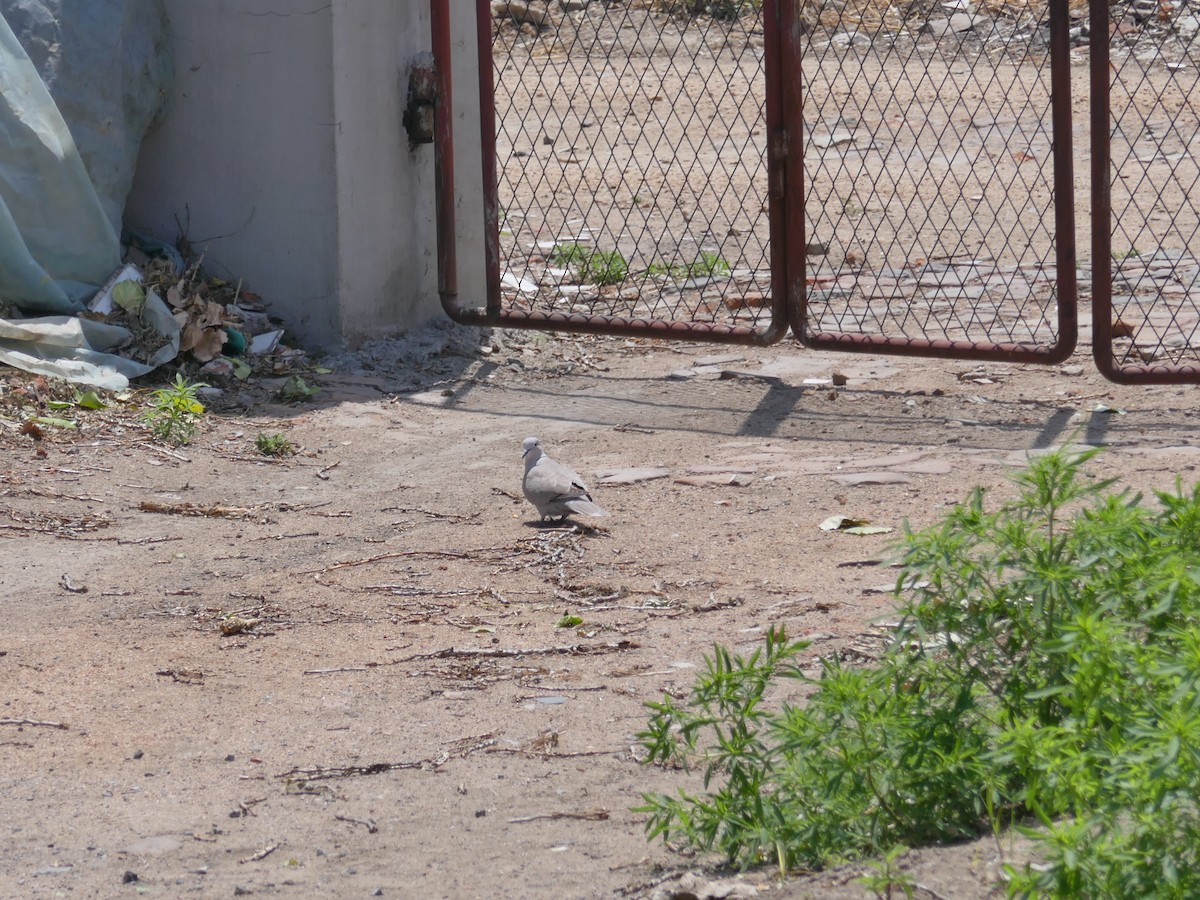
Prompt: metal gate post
<box><xmin>430</xmin><ymin>0</ymin><xmax>460</xmax><ymax>324</ymax></box>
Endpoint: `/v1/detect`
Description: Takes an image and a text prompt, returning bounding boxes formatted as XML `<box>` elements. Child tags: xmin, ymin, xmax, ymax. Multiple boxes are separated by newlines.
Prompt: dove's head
<box><xmin>522</xmin><ymin>436</ymin><xmax>542</xmax><ymax>459</ymax></box>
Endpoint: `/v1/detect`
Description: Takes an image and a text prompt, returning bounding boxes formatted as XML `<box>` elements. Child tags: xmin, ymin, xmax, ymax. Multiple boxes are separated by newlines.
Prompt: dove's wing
<box><xmin>524</xmin><ymin>454</ymin><xmax>607</xmax><ymax>518</ymax></box>
<box><xmin>526</xmin><ymin>455</ymin><xmax>589</xmax><ymax>503</ymax></box>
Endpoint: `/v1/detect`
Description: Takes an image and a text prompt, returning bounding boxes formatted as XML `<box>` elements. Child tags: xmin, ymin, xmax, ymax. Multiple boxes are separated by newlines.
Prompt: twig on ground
<box><xmin>398</xmin><ymin>641</ymin><xmax>638</xmax><ymax>663</ymax></box>
<box><xmin>139</xmin><ymin>442</ymin><xmax>191</xmax><ymax>462</ymax></box>
<box><xmin>508</xmin><ymin>808</ymin><xmax>610</xmax><ymax>824</ymax></box>
<box><xmin>137</xmin><ymin>500</ymin><xmax>260</xmax><ymax>520</ymax></box>
<box><xmin>382</xmin><ymin>505</ymin><xmax>478</xmax><ymax>523</ymax></box>
<box><xmin>489</xmin><ymin>746</ymin><xmax>620</xmax><ymax>759</ymax></box>
<box><xmin>334</xmin><ymin>814</ymin><xmax>378</xmax><ymax>833</ymax></box>
<box><xmin>254</xmin><ymin>531</ymin><xmax>320</xmax><ymax>541</ymax></box>
<box><xmin>1</xmin><ymin>718</ymin><xmax>67</xmax><ymax>729</ymax></box>
<box><xmin>307</xmin><ymin>549</ymin><xmax>473</xmax><ymax>576</ymax></box>
<box><xmin>279</xmin><ymin>760</ymin><xmax>436</xmax><ymax>781</ymax></box>
<box><xmin>59</xmin><ymin>574</ymin><xmax>88</xmax><ymax>594</ymax></box>
<box><xmin>315</xmin><ymin>461</ymin><xmax>340</xmax><ymax>480</ymax></box>
<box><xmin>238</xmin><ymin>843</ymin><xmax>278</xmax><ymax>864</ymax></box>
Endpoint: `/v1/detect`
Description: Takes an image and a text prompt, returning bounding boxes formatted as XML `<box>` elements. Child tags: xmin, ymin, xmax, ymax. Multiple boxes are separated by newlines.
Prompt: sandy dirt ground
<box><xmin>3</xmin><ymin>324</ymin><xmax>1198</xmax><ymax>899</ymax></box>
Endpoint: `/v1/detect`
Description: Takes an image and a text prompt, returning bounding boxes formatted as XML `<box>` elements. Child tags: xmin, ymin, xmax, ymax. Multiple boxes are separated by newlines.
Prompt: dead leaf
<box><xmin>181</xmin><ymin>323</ymin><xmax>227</xmax><ymax>362</ymax></box>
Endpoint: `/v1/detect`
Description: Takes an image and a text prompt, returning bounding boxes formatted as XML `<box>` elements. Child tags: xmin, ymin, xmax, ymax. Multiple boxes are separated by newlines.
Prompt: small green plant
<box><xmin>552</xmin><ymin>243</ymin><xmax>628</xmax><ymax>286</ymax></box>
<box><xmin>255</xmin><ymin>432</ymin><xmax>295</xmax><ymax>457</ymax></box>
<box><xmin>855</xmin><ymin>845</ymin><xmax>917</xmax><ymax>900</ymax></box>
<box><xmin>648</xmin><ymin>251</ymin><xmax>731</xmax><ymax>280</ymax></box>
<box><xmin>143</xmin><ymin>374</ymin><xmax>206</xmax><ymax>445</ymax></box>
<box><xmin>637</xmin><ymin>447</ymin><xmax>1200</xmax><ymax>895</ymax></box>
<box><xmin>583</xmin><ymin>250</ymin><xmax>628</xmax><ymax>285</ymax></box>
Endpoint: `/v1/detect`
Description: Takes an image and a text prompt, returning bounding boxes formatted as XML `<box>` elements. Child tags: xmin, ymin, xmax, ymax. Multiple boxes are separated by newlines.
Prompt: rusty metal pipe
<box><xmin>430</xmin><ymin>0</ymin><xmax>458</xmax><ymax>319</ymax></box>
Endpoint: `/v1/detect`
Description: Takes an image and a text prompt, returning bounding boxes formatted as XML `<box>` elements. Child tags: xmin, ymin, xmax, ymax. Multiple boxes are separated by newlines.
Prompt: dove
<box><xmin>521</xmin><ymin>436</ymin><xmax>608</xmax><ymax>522</ymax></box>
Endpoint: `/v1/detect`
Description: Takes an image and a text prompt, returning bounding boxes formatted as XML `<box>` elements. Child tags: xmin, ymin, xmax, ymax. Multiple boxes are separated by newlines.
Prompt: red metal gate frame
<box><xmin>780</xmin><ymin>0</ymin><xmax>1079</xmax><ymax>364</ymax></box>
<box><xmin>431</xmin><ymin>0</ymin><xmax>1087</xmax><ymax>363</ymax></box>
<box><xmin>431</xmin><ymin>0</ymin><xmax>792</xmax><ymax>346</ymax></box>
<box><xmin>1088</xmin><ymin>0</ymin><xmax>1200</xmax><ymax>384</ymax></box>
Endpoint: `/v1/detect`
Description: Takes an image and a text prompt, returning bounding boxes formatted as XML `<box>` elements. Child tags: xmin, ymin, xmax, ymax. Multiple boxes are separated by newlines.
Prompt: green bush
<box><xmin>637</xmin><ymin>447</ymin><xmax>1200</xmax><ymax>896</ymax></box>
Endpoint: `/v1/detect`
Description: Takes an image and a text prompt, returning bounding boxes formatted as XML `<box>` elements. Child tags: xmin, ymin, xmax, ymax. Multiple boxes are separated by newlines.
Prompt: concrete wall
<box><xmin>125</xmin><ymin>0</ymin><xmax>484</xmax><ymax>351</ymax></box>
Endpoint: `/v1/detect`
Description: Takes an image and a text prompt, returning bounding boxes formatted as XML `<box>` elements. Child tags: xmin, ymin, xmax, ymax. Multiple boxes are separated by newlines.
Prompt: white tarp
<box><xmin>0</xmin><ymin>12</ymin><xmax>121</xmax><ymax>315</ymax></box>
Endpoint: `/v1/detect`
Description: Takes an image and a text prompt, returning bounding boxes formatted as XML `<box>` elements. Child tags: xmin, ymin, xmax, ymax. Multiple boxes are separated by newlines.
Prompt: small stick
<box><xmin>1</xmin><ymin>718</ymin><xmax>67</xmax><ymax>729</ymax></box>
<box><xmin>488</xmin><ymin>747</ymin><xmax>620</xmax><ymax>759</ymax></box>
<box><xmin>59</xmin><ymin>574</ymin><xmax>88</xmax><ymax>594</ymax></box>
<box><xmin>398</xmin><ymin>640</ymin><xmax>638</xmax><ymax>662</ymax></box>
<box><xmin>508</xmin><ymin>808</ymin><xmax>609</xmax><ymax>824</ymax></box>
<box><xmin>303</xmin><ymin>666</ymin><xmax>369</xmax><ymax>676</ymax></box>
<box><xmin>239</xmin><ymin>843</ymin><xmax>278</xmax><ymax>864</ymax></box>
<box><xmin>307</xmin><ymin>549</ymin><xmax>471</xmax><ymax>574</ymax></box>
<box><xmin>278</xmin><ymin>760</ymin><xmax>433</xmax><ymax>781</ymax></box>
<box><xmin>254</xmin><ymin>531</ymin><xmax>320</xmax><ymax>541</ymax></box>
<box><xmin>139</xmin><ymin>443</ymin><xmax>191</xmax><ymax>462</ymax></box>
<box><xmin>382</xmin><ymin>506</ymin><xmax>476</xmax><ymax>522</ymax></box>
<box><xmin>315</xmin><ymin>461</ymin><xmax>340</xmax><ymax>481</ymax></box>
<box><xmin>334</xmin><ymin>815</ymin><xmax>378</xmax><ymax>833</ymax></box>
<box><xmin>138</xmin><ymin>500</ymin><xmax>258</xmax><ymax>519</ymax></box>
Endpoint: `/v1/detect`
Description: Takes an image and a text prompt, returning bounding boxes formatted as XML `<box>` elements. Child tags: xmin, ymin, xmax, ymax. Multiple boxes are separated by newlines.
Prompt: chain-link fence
<box><xmin>467</xmin><ymin>0</ymin><xmax>1200</xmax><ymax>379</ymax></box>
<box><xmin>1093</xmin><ymin>0</ymin><xmax>1200</xmax><ymax>381</ymax></box>
<box><xmin>789</xmin><ymin>0</ymin><xmax>1077</xmax><ymax>361</ymax></box>
<box><xmin>487</xmin><ymin>1</ymin><xmax>785</xmax><ymax>342</ymax></box>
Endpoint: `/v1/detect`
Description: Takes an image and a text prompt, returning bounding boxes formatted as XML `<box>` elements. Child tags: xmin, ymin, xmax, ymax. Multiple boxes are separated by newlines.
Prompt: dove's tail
<box><xmin>564</xmin><ymin>499</ymin><xmax>608</xmax><ymax>518</ymax></box>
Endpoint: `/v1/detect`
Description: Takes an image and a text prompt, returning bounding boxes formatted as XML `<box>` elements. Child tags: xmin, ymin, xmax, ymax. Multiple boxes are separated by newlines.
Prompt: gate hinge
<box><xmin>403</xmin><ymin>52</ymin><xmax>437</xmax><ymax>145</ymax></box>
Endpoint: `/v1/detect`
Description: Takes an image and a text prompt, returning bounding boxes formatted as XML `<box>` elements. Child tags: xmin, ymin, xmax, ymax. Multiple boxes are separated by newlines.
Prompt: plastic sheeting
<box><xmin>0</xmin><ymin>13</ymin><xmax>121</xmax><ymax>314</ymax></box>
<box><xmin>0</xmin><ymin>316</ymin><xmax>152</xmax><ymax>391</ymax></box>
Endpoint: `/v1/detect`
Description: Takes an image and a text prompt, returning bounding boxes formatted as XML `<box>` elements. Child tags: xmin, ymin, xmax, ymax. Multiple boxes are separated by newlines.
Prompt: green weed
<box><xmin>855</xmin><ymin>845</ymin><xmax>917</xmax><ymax>899</ymax></box>
<box><xmin>143</xmin><ymin>374</ymin><xmax>206</xmax><ymax>445</ymax></box>
<box><xmin>637</xmin><ymin>447</ymin><xmax>1200</xmax><ymax>896</ymax></box>
<box><xmin>255</xmin><ymin>432</ymin><xmax>295</xmax><ymax>457</ymax></box>
<box><xmin>647</xmin><ymin>251</ymin><xmax>731</xmax><ymax>280</ymax></box>
<box><xmin>552</xmin><ymin>243</ymin><xmax>629</xmax><ymax>286</ymax></box>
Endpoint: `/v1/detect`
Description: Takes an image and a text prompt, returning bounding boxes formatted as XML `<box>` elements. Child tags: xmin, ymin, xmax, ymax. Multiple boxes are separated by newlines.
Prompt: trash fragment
<box><xmin>819</xmin><ymin>515</ymin><xmax>894</xmax><ymax>535</ymax></box>
<box><xmin>249</xmin><ymin>330</ymin><xmax>284</xmax><ymax>356</ymax></box>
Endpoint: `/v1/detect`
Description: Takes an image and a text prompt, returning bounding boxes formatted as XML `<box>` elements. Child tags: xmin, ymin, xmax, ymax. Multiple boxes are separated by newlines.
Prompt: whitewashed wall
<box><xmin>125</xmin><ymin>0</ymin><xmax>485</xmax><ymax>351</ymax></box>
